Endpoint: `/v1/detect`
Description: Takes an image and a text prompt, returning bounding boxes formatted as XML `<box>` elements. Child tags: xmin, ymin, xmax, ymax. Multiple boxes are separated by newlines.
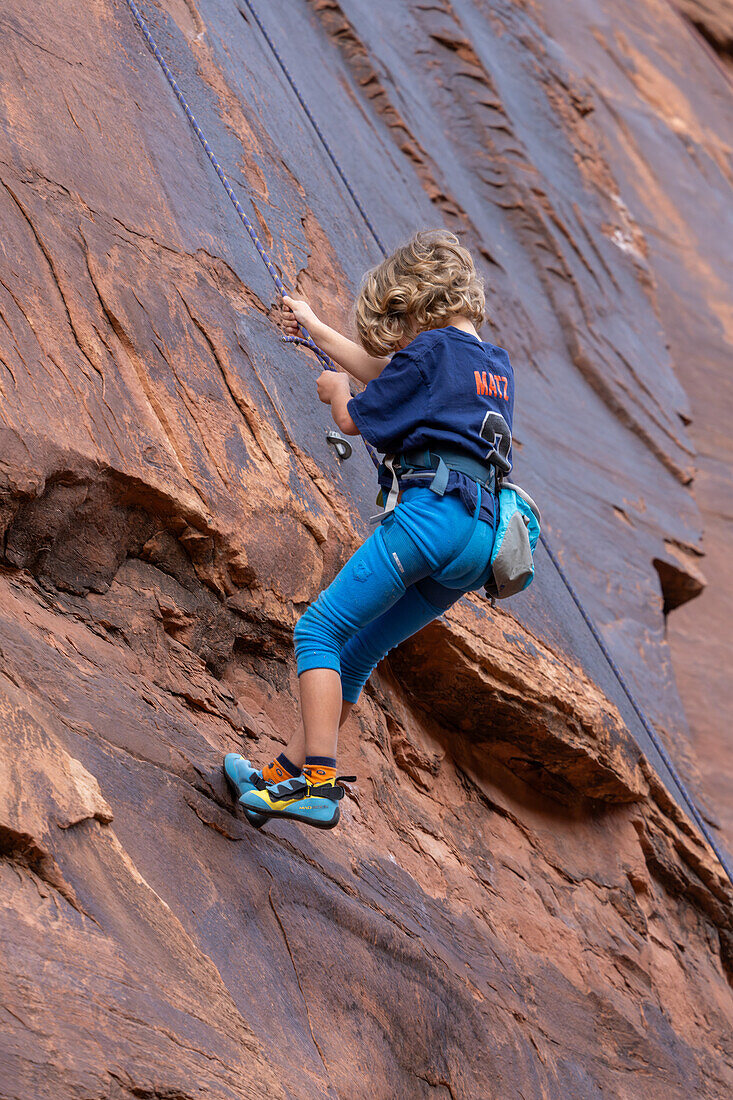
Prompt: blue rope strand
<box><xmin>124</xmin><ymin>0</ymin><xmax>334</xmax><ymax>370</ymax></box>
<box><xmin>240</xmin><ymin>0</ymin><xmax>388</xmax><ymax>257</ymax></box>
<box><xmin>124</xmin><ymin>0</ymin><xmax>380</xmax><ymax>468</ymax></box>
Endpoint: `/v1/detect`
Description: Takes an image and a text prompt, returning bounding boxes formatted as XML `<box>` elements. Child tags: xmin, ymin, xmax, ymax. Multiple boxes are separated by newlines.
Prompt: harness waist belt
<box><xmin>396</xmin><ymin>447</ymin><xmax>496</xmax><ymax>495</ymax></box>
<box><xmin>369</xmin><ymin>446</ymin><xmax>497</xmax><ymax>524</ymax></box>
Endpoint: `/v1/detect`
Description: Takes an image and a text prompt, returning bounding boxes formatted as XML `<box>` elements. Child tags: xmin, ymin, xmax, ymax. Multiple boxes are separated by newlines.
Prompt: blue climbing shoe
<box><xmin>223</xmin><ymin>753</ymin><xmax>268</xmax><ymax>829</ymax></box>
<box><xmin>240</xmin><ymin>773</ymin><xmax>356</xmax><ymax>830</ymax></box>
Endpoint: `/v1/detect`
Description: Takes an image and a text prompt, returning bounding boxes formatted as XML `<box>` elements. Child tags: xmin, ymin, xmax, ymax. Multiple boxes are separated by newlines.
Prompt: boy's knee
<box><xmin>294</xmin><ymin>605</ymin><xmax>324</xmax><ymax>653</ymax></box>
<box><xmin>293</xmin><ymin>597</ymin><xmax>343</xmax><ymax>659</ymax></box>
<box><xmin>293</xmin><ymin>610</ymin><xmax>309</xmax><ymax>647</ymax></box>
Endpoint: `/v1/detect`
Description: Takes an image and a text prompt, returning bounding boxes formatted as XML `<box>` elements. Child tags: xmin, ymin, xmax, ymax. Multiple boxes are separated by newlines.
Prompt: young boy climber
<box><xmin>224</xmin><ymin>229</ymin><xmax>515</xmax><ymax>830</ymax></box>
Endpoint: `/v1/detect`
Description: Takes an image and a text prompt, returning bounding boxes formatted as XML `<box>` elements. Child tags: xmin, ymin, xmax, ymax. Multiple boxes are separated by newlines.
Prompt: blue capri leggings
<box><xmin>294</xmin><ymin>485</ymin><xmax>495</xmax><ymax>704</ymax></box>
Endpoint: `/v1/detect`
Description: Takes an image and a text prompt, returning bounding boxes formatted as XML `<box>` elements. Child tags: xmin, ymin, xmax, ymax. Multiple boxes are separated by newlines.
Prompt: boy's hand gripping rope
<box><xmin>124</xmin><ymin>0</ymin><xmax>378</xmax><ymax>466</ymax></box>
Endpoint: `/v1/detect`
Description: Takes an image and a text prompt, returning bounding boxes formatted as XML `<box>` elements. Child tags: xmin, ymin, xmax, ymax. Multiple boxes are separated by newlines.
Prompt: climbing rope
<box><xmin>240</xmin><ymin>0</ymin><xmax>387</xmax><ymax>256</ymax></box>
<box><xmin>124</xmin><ymin>0</ymin><xmax>380</xmax><ymax>468</ymax></box>
<box><xmin>124</xmin><ymin>0</ymin><xmax>335</xmax><ymax>369</ymax></box>
<box><xmin>542</xmin><ymin>539</ymin><xmax>732</xmax><ymax>882</ymax></box>
<box><xmin>123</xmin><ymin>0</ymin><xmax>731</xmax><ymax>887</ymax></box>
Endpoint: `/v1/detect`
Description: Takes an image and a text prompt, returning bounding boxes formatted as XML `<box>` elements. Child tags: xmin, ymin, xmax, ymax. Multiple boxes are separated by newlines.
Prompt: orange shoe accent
<box><xmin>303</xmin><ymin>763</ymin><xmax>336</xmax><ymax>786</ymax></box>
<box><xmin>263</xmin><ymin>757</ymin><xmax>298</xmax><ymax>785</ymax></box>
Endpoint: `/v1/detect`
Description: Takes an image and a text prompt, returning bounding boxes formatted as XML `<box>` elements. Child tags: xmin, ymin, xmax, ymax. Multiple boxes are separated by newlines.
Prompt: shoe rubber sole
<box><xmin>223</xmin><ymin>763</ymin><xmax>268</xmax><ymax>829</ymax></box>
<box><xmin>244</xmin><ymin>804</ymin><xmax>341</xmax><ymax>830</ymax></box>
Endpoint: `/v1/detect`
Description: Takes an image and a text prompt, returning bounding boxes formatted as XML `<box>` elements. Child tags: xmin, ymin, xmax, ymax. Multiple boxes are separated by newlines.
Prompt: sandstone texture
<box><xmin>675</xmin><ymin>0</ymin><xmax>733</xmax><ymax>66</ymax></box>
<box><xmin>0</xmin><ymin>1</ymin><xmax>731</xmax><ymax>1097</ymax></box>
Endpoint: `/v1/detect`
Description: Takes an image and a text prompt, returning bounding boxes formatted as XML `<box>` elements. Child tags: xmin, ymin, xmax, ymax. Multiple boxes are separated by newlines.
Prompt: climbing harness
<box><xmin>122</xmin><ymin>1</ymin><xmax>732</xmax><ymax>887</ymax></box>
<box><xmin>370</xmin><ymin>446</ymin><xmax>497</xmax><ymax>523</ymax></box>
<box><xmin>369</xmin><ymin>447</ymin><xmax>540</xmax><ymax>598</ymax></box>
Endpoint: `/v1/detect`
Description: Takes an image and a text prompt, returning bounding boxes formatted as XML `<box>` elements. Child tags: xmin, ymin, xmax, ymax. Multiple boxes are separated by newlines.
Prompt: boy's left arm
<box><xmin>317</xmin><ymin>371</ymin><xmax>360</xmax><ymax>436</ymax></box>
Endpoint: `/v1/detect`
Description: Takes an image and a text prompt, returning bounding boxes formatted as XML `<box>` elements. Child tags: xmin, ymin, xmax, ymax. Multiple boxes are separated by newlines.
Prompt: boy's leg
<box><xmin>299</xmin><ymin>668</ymin><xmax>342</xmax><ymax>758</ymax></box>
<box><xmin>270</xmin><ymin>579</ymin><xmax>457</xmax><ymax>806</ymax></box>
<box><xmin>242</xmin><ymin>522</ymin><xmax>437</xmax><ymax>821</ymax></box>
<box><xmin>292</xmin><ymin>521</ymin><xmax>434</xmax><ymax>761</ymax></box>
<box><xmin>339</xmin><ymin>576</ymin><xmax>461</xmax><ymax>705</ymax></box>
<box><xmin>278</xmin><ymin>690</ymin><xmax>354</xmax><ymax>777</ymax></box>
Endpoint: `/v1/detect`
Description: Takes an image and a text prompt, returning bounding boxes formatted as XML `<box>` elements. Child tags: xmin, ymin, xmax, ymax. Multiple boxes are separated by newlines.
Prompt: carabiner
<box><xmin>326</xmin><ymin>430</ymin><xmax>352</xmax><ymax>461</ymax></box>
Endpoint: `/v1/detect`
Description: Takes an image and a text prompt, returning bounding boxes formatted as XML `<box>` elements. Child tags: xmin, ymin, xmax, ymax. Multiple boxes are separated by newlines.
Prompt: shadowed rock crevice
<box><xmin>653</xmin><ymin>542</ymin><xmax>706</xmax><ymax>615</ymax></box>
<box><xmin>0</xmin><ymin>822</ymin><xmax>84</xmax><ymax>910</ymax></box>
<box><xmin>676</xmin><ymin>1</ymin><xmax>733</xmax><ymax>62</ymax></box>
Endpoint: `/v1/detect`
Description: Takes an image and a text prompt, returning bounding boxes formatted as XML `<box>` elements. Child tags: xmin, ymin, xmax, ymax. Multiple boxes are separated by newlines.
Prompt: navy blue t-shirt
<box><xmin>347</xmin><ymin>326</ymin><xmax>515</xmax><ymax>525</ymax></box>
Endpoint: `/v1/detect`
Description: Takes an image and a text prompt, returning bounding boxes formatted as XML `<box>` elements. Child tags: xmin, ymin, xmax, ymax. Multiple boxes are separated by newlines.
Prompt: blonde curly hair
<box><xmin>355</xmin><ymin>230</ymin><xmax>485</xmax><ymax>357</ymax></box>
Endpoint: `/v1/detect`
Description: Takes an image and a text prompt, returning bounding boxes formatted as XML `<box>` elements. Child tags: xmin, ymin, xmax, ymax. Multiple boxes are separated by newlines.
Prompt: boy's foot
<box><xmin>223</xmin><ymin>753</ymin><xmax>268</xmax><ymax>829</ymax></box>
<box><xmin>240</xmin><ymin>774</ymin><xmax>356</xmax><ymax>830</ymax></box>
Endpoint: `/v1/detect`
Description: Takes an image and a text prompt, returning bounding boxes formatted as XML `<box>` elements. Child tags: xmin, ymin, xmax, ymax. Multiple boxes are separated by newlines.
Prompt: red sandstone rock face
<box><xmin>0</xmin><ymin>1</ymin><xmax>731</xmax><ymax>1097</ymax></box>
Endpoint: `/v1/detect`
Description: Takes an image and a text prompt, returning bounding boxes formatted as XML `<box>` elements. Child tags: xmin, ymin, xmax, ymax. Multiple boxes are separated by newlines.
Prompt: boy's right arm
<box><xmin>279</xmin><ymin>296</ymin><xmax>388</xmax><ymax>384</ymax></box>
